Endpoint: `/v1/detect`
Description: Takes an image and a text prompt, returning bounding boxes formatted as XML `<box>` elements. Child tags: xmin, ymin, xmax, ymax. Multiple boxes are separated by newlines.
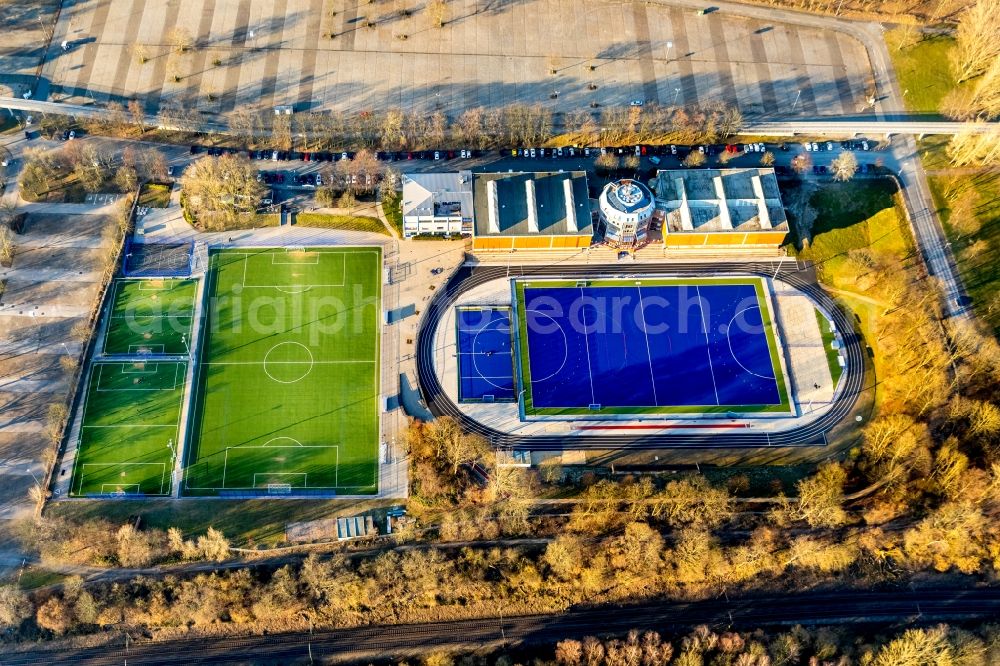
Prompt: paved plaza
<box><xmin>42</xmin><ymin>0</ymin><xmax>873</xmax><ymax>118</ymax></box>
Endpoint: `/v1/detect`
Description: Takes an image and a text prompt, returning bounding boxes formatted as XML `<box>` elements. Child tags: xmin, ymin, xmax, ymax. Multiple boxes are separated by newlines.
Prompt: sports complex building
<box><xmin>404</xmin><ymin>167</ymin><xmax>788</xmax><ymax>253</ymax></box>
<box><xmin>470</xmin><ymin>171</ymin><xmax>594</xmax><ymax>251</ymax></box>
<box><xmin>654</xmin><ymin>168</ymin><xmax>790</xmax><ymax>248</ymax></box>
<box><xmin>57</xmin><ymin>244</ymin><xmax>385</xmax><ymax>499</ymax></box>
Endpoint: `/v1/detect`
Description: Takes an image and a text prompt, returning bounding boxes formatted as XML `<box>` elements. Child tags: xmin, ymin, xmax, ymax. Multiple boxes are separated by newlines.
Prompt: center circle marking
<box><xmin>263</xmin><ymin>342</ymin><xmax>314</xmax><ymax>384</ymax></box>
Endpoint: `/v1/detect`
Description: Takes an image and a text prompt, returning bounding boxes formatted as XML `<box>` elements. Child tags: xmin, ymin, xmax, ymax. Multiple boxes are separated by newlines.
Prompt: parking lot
<box><xmin>41</xmin><ymin>0</ymin><xmax>873</xmax><ymax>119</ymax></box>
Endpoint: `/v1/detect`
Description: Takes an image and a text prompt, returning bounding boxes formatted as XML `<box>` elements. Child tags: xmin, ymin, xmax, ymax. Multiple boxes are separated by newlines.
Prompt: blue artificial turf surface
<box><xmin>457</xmin><ymin>308</ymin><xmax>516</xmax><ymax>402</ymax></box>
<box><xmin>519</xmin><ymin>282</ymin><xmax>783</xmax><ymax>411</ymax></box>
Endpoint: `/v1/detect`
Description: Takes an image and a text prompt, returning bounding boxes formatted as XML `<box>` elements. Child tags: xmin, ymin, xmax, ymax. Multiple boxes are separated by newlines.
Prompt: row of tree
<box><xmin>5</xmin><ymin>489</ymin><xmax>1000</xmax><ymax>642</ymax></box>
<box><xmin>547</xmin><ymin>623</ymin><xmax>996</xmax><ymax>666</ymax></box>
<box><xmin>95</xmin><ymin>99</ymin><xmax>742</xmax><ymax>153</ymax></box>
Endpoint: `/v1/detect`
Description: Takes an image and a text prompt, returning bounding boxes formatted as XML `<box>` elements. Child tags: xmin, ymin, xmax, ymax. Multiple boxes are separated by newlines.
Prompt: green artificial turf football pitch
<box><xmin>183</xmin><ymin>247</ymin><xmax>382</xmax><ymax>496</ymax></box>
<box><xmin>102</xmin><ymin>278</ymin><xmax>196</xmax><ymax>355</ymax></box>
<box><xmin>71</xmin><ymin>361</ymin><xmax>186</xmax><ymax>496</ymax></box>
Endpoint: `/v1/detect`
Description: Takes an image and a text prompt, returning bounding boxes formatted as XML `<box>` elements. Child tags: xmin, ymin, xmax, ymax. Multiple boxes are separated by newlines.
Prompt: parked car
<box><xmin>649</xmin><ymin>156</ymin><xmax>661</xmax><ymax>165</ymax></box>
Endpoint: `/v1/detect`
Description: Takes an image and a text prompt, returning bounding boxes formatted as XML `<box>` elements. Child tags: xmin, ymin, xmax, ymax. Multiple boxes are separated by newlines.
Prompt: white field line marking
<box><xmin>78</xmin><ymin>462</ymin><xmax>166</xmax><ymax>495</ymax></box>
<box><xmin>636</xmin><ymin>285</ymin><xmax>660</xmax><ymax>407</ymax></box>
<box><xmin>695</xmin><ymin>286</ymin><xmax>721</xmax><ymax>406</ymax></box>
<box><xmin>724</xmin><ymin>306</ymin><xmax>776</xmax><ymax>380</ymax></box>
<box><xmin>205</xmin><ymin>360</ymin><xmax>374</xmax><ymax>365</ymax></box>
<box><xmin>208</xmin><ymin>445</ymin><xmax>339</xmax><ymax>491</ymax></box>
<box><xmin>579</xmin><ymin>287</ymin><xmax>597</xmax><ymax>406</ymax></box>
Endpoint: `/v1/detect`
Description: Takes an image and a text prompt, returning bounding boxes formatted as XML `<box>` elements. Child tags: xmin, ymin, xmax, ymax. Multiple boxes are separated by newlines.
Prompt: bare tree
<box><xmin>760</xmin><ymin>151</ymin><xmax>776</xmax><ymax>167</ymax></box>
<box><xmin>131</xmin><ymin>43</ymin><xmax>151</xmax><ymax>65</ymax></box>
<box><xmin>967</xmin><ymin>57</ymin><xmax>1000</xmax><ymax>120</ymax></box>
<box><xmin>426</xmin><ymin>0</ymin><xmax>448</xmax><ymax>28</ymax></box>
<box><xmin>179</xmin><ymin>154</ymin><xmax>266</xmax><ymax>229</ymax></box>
<box><xmin>831</xmin><ymin>151</ymin><xmax>858</xmax><ymax>181</ymax></box>
<box><xmin>682</xmin><ymin>150</ymin><xmax>706</xmax><ymax>168</ymax></box>
<box><xmin>380</xmin><ymin>108</ymin><xmax>406</xmax><ymax>149</ymax></box>
<box><xmin>796</xmin><ymin>461</ymin><xmax>847</xmax><ymax>528</ymax></box>
<box><xmin>0</xmin><ymin>226</ymin><xmax>15</xmax><ymax>267</ymax></box>
<box><xmin>114</xmin><ymin>166</ymin><xmax>139</xmax><ymax>193</ymax></box>
<box><xmin>948</xmin><ymin>127</ymin><xmax>1000</xmax><ymax>167</ymax></box>
<box><xmin>127</xmin><ymin>100</ymin><xmax>146</xmax><ymax>133</ymax></box>
<box><xmin>272</xmin><ymin>114</ymin><xmax>293</xmax><ymax>151</ymax></box>
<box><xmin>167</xmin><ymin>27</ymin><xmax>195</xmax><ymax>55</ymax></box>
<box><xmin>953</xmin><ymin>0</ymin><xmax>1000</xmax><ymax>83</ymax></box>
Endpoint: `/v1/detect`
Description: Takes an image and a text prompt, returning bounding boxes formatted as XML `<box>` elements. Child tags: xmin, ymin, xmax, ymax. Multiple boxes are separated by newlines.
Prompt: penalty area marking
<box><xmin>237</xmin><ymin>251</ymin><xmax>347</xmax><ymax>289</ymax></box>
<box><xmin>263</xmin><ymin>436</ymin><xmax>303</xmax><ymax>447</ymax></box>
<box><xmin>95</xmin><ymin>363</ymin><xmax>181</xmax><ymax>391</ymax></box>
<box><xmin>216</xmin><ymin>445</ymin><xmax>340</xmax><ymax>490</ymax></box>
<box><xmin>78</xmin><ymin>462</ymin><xmax>167</xmax><ymax>496</ymax></box>
<box><xmin>253</xmin><ymin>472</ymin><xmax>308</xmax><ymax>488</ymax></box>
<box><xmin>100</xmin><ymin>483</ymin><xmax>141</xmax><ymax>495</ymax></box>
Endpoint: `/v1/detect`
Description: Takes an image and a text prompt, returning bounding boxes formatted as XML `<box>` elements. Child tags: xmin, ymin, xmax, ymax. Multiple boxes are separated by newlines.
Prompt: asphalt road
<box><xmin>6</xmin><ymin>587</ymin><xmax>1000</xmax><ymax>665</ymax></box>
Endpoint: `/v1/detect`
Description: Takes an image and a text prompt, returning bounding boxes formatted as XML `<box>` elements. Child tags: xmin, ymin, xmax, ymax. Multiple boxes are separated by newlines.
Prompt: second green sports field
<box><xmin>103</xmin><ymin>278</ymin><xmax>197</xmax><ymax>355</ymax></box>
<box><xmin>183</xmin><ymin>248</ymin><xmax>382</xmax><ymax>496</ymax></box>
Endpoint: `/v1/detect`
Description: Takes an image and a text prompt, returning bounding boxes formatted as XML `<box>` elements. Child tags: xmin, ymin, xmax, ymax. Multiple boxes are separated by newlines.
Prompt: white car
<box><xmin>861</xmin><ymin>140</ymin><xmax>870</xmax><ymax>151</ymax></box>
<box><xmin>811</xmin><ymin>142</ymin><xmax>819</xmax><ymax>152</ymax></box>
<box><xmin>804</xmin><ymin>142</ymin><xmax>813</xmax><ymax>152</ymax></box>
<box><xmin>272</xmin><ymin>151</ymin><xmax>279</xmax><ymax>161</ymax></box>
<box><xmin>698</xmin><ymin>145</ymin><xmax>705</xmax><ymax>153</ymax></box>
<box><xmin>670</xmin><ymin>145</ymin><xmax>677</xmax><ymax>155</ymax></box>
<box><xmin>757</xmin><ymin>143</ymin><xmax>766</xmax><ymax>152</ymax></box>
<box><xmin>433</xmin><ymin>151</ymin><xmax>441</xmax><ymax>160</ymax></box>
<box><xmin>826</xmin><ymin>142</ymin><xmax>834</xmax><ymax>151</ymax></box>
<box><xmin>530</xmin><ymin>148</ymin><xmax>537</xmax><ymax>158</ymax></box>
<box><xmin>316</xmin><ymin>173</ymin><xmax>323</xmax><ymax>186</ymax></box>
<box><xmin>745</xmin><ymin>144</ymin><xmax>753</xmax><ymax>153</ymax></box>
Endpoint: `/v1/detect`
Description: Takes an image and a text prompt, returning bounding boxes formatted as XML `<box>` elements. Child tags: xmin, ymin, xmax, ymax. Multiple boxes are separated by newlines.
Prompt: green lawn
<box><xmin>138</xmin><ymin>183</ymin><xmax>172</xmax><ymax>208</ymax></box>
<box><xmin>71</xmin><ymin>361</ymin><xmax>187</xmax><ymax>496</ymax></box>
<box><xmin>814</xmin><ymin>308</ymin><xmax>844</xmax><ymax>387</ymax></box>
<box><xmin>513</xmin><ymin>277</ymin><xmax>791</xmax><ymax>416</ymax></box>
<box><xmin>790</xmin><ymin>180</ymin><xmax>913</xmax><ymax>407</ymax></box>
<box><xmin>885</xmin><ymin>30</ymin><xmax>966</xmax><ymax>117</ymax></box>
<box><xmin>102</xmin><ymin>278</ymin><xmax>197</xmax><ymax>355</ymax></box>
<box><xmin>795</xmin><ymin>179</ymin><xmax>912</xmax><ymax>284</ymax></box>
<box><xmin>183</xmin><ymin>248</ymin><xmax>381</xmax><ymax>497</ymax></box>
<box><xmin>294</xmin><ymin>212</ymin><xmax>389</xmax><ymax>235</ymax></box>
<box><xmin>381</xmin><ymin>194</ymin><xmax>403</xmax><ymax>236</ymax></box>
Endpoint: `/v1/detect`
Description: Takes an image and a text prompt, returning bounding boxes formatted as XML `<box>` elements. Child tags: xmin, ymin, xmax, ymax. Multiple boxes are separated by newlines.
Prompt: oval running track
<box><xmin>415</xmin><ymin>262</ymin><xmax>867</xmax><ymax>450</ymax></box>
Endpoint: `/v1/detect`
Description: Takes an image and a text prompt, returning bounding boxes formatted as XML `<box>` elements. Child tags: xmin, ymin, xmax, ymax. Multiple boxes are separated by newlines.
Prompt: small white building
<box><xmin>598</xmin><ymin>179</ymin><xmax>655</xmax><ymax>247</ymax></box>
<box><xmin>401</xmin><ymin>172</ymin><xmax>474</xmax><ymax>239</ymax></box>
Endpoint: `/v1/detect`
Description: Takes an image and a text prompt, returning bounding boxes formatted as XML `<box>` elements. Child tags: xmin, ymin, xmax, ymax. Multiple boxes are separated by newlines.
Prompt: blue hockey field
<box><xmin>513</xmin><ymin>278</ymin><xmax>791</xmax><ymax>415</ymax></box>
